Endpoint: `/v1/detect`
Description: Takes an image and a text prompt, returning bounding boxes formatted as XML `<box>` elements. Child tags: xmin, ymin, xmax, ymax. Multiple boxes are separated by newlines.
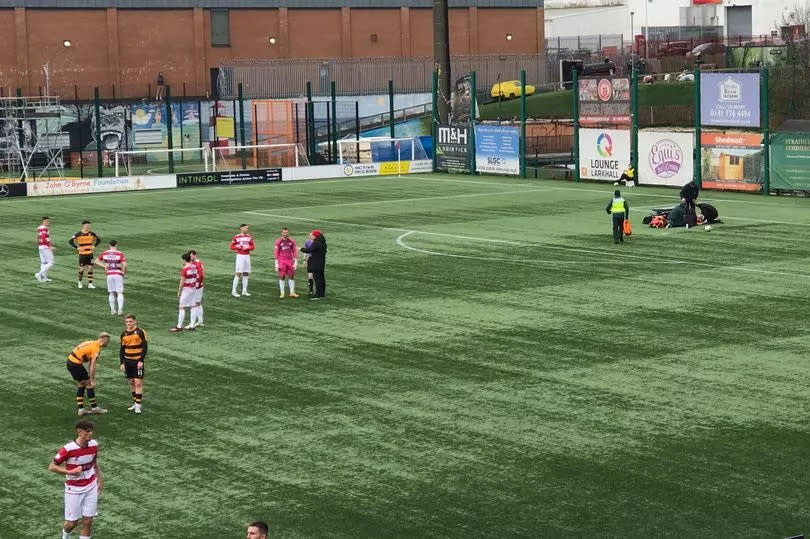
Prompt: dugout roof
<box><xmin>0</xmin><ymin>1</ymin><xmax>543</xmax><ymax>7</ymax></box>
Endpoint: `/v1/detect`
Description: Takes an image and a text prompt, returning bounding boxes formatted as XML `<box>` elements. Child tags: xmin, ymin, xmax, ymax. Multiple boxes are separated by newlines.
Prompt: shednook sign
<box><xmin>579</xmin><ymin>128</ymin><xmax>630</xmax><ymax>182</ymax></box>
<box><xmin>177</xmin><ymin>168</ymin><xmax>281</xmax><ymax>187</ymax></box>
<box><xmin>700</xmin><ymin>73</ymin><xmax>760</xmax><ymax>128</ymax></box>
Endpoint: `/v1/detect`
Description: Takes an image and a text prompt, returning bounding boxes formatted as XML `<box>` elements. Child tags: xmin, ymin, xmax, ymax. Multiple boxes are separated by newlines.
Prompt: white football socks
<box><xmin>289</xmin><ymin>279</ymin><xmax>295</xmax><ymax>294</ymax></box>
<box><xmin>241</xmin><ymin>276</ymin><xmax>249</xmax><ymax>293</ymax></box>
<box><xmin>117</xmin><ymin>294</ymin><xmax>124</xmax><ymax>312</ymax></box>
<box><xmin>108</xmin><ymin>293</ymin><xmax>116</xmax><ymax>312</ymax></box>
<box><xmin>197</xmin><ymin>305</ymin><xmax>204</xmax><ymax>324</ymax></box>
<box><xmin>177</xmin><ymin>309</ymin><xmax>185</xmax><ymax>328</ymax></box>
<box><xmin>232</xmin><ymin>276</ymin><xmax>239</xmax><ymax>294</ymax></box>
<box><xmin>278</xmin><ymin>280</ymin><xmax>285</xmax><ymax>293</ymax></box>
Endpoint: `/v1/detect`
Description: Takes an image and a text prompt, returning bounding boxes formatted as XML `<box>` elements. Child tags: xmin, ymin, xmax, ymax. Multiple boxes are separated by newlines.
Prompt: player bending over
<box><xmin>66</xmin><ymin>333</ymin><xmax>111</xmax><ymax>415</ymax></box>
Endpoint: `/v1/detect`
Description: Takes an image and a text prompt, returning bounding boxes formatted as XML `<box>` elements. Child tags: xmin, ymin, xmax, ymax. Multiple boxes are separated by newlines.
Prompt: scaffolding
<box><xmin>0</xmin><ymin>96</ymin><xmax>66</xmax><ymax>181</ymax></box>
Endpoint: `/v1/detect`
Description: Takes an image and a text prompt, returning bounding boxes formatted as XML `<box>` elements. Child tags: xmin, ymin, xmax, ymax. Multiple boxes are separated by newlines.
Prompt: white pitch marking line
<box><xmin>395</xmin><ymin>231</ymin><xmax>644</xmax><ymax>265</ymax></box>
<box><xmin>244</xmin><ymin>210</ymin><xmax>810</xmax><ymax>278</ymax></box>
<box><xmin>250</xmin><ymin>187</ymin><xmax>553</xmax><ymax>213</ymax></box>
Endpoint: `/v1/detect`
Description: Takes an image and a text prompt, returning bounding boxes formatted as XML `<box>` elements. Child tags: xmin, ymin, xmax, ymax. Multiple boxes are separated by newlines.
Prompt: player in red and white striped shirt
<box><xmin>230</xmin><ymin>223</ymin><xmax>255</xmax><ymax>297</ymax></box>
<box><xmin>95</xmin><ymin>240</ymin><xmax>127</xmax><ymax>316</ymax></box>
<box><xmin>171</xmin><ymin>252</ymin><xmax>199</xmax><ymax>332</ymax></box>
<box><xmin>189</xmin><ymin>250</ymin><xmax>205</xmax><ymax>328</ymax></box>
<box><xmin>48</xmin><ymin>420</ymin><xmax>103</xmax><ymax>539</ymax></box>
<box><xmin>35</xmin><ymin>216</ymin><xmax>55</xmax><ymax>282</ymax></box>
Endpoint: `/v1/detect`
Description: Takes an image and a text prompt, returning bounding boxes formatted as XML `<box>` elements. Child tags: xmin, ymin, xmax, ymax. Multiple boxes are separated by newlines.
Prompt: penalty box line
<box><xmin>242</xmin><ymin>210</ymin><xmax>810</xmax><ymax>279</ymax></box>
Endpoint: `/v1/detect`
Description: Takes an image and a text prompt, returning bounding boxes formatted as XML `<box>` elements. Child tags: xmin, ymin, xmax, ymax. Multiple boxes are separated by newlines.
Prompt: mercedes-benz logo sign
<box><xmin>0</xmin><ymin>184</ymin><xmax>9</xmax><ymax>197</ymax></box>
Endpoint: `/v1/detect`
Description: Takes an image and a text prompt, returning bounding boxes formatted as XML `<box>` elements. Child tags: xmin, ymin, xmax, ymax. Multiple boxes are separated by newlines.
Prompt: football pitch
<box><xmin>3</xmin><ymin>173</ymin><xmax>810</xmax><ymax>537</ymax></box>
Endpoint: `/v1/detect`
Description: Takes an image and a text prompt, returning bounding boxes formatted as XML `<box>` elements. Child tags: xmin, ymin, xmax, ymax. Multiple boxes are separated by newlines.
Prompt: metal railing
<box><xmin>219</xmin><ymin>54</ymin><xmax>552</xmax><ymax>99</ymax></box>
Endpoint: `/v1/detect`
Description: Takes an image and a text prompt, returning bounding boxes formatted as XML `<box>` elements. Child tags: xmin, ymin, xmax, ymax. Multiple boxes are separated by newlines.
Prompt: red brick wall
<box><xmin>0</xmin><ymin>7</ymin><xmax>544</xmax><ymax>99</ymax></box>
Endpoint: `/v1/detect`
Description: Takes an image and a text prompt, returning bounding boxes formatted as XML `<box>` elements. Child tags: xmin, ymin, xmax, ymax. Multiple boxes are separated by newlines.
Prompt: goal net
<box><xmin>114</xmin><ymin>147</ymin><xmax>210</xmax><ymax>176</ymax></box>
<box><xmin>211</xmin><ymin>143</ymin><xmax>309</xmax><ymax>171</ymax></box>
<box><xmin>337</xmin><ymin>137</ymin><xmax>428</xmax><ymax>165</ymax></box>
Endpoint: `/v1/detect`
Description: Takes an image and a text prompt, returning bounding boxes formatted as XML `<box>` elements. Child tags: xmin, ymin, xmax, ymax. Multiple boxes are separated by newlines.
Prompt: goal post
<box><xmin>210</xmin><ymin>143</ymin><xmax>309</xmax><ymax>171</ymax></box>
<box><xmin>114</xmin><ymin>147</ymin><xmax>210</xmax><ymax>177</ymax></box>
<box><xmin>337</xmin><ymin>137</ymin><xmax>428</xmax><ymax>165</ymax></box>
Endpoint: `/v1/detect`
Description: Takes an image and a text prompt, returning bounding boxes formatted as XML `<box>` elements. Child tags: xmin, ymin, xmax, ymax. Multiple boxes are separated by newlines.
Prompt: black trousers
<box><xmin>612</xmin><ymin>212</ymin><xmax>625</xmax><ymax>243</ymax></box>
<box><xmin>312</xmin><ymin>270</ymin><xmax>326</xmax><ymax>297</ymax></box>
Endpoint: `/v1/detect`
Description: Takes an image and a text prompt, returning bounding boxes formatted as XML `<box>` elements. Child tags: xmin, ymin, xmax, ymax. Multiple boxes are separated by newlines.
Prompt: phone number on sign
<box><xmin>709</xmin><ymin>108</ymin><xmax>752</xmax><ymax>119</ymax></box>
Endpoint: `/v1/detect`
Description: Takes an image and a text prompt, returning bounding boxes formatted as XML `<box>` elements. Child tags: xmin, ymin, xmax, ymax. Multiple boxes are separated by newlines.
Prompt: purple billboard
<box><xmin>700</xmin><ymin>72</ymin><xmax>760</xmax><ymax>128</ymax></box>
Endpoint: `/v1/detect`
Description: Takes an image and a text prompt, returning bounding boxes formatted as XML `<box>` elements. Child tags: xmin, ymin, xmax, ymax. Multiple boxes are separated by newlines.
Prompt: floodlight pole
<box><xmin>433</xmin><ymin>0</ymin><xmax>451</xmax><ymax>124</ymax></box>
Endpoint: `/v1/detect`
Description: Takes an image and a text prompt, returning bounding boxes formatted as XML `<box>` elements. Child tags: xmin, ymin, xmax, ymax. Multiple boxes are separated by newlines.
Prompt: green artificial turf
<box><xmin>480</xmin><ymin>82</ymin><xmax>695</xmax><ymax>120</ymax></box>
<box><xmin>2</xmin><ymin>174</ymin><xmax>810</xmax><ymax>537</ymax></box>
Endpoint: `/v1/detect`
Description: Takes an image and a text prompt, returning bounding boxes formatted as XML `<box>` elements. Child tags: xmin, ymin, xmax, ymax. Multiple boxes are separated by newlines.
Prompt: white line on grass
<box><xmin>249</xmin><ymin>187</ymin><xmax>553</xmax><ymax>213</ymax></box>
<box><xmin>395</xmin><ymin>231</ymin><xmax>645</xmax><ymax>265</ymax></box>
<box><xmin>244</xmin><ymin>210</ymin><xmax>810</xmax><ymax>278</ymax></box>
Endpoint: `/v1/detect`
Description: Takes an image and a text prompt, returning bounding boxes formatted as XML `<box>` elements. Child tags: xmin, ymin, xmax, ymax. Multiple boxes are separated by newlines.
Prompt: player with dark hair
<box><xmin>49</xmin><ymin>420</ymin><xmax>103</xmax><ymax>539</ymax></box>
<box><xmin>69</xmin><ymin>220</ymin><xmax>101</xmax><ymax>289</ymax></box>
<box><xmin>36</xmin><ymin>216</ymin><xmax>55</xmax><ymax>282</ymax></box>
<box><xmin>189</xmin><ymin>250</ymin><xmax>205</xmax><ymax>328</ymax></box>
<box><xmin>95</xmin><ymin>240</ymin><xmax>127</xmax><ymax>315</ymax></box>
<box><xmin>120</xmin><ymin>314</ymin><xmax>147</xmax><ymax>413</ymax></box>
<box><xmin>230</xmin><ymin>224</ymin><xmax>255</xmax><ymax>298</ymax></box>
<box><xmin>66</xmin><ymin>333</ymin><xmax>111</xmax><ymax>415</ymax></box>
<box><xmin>247</xmin><ymin>521</ymin><xmax>269</xmax><ymax>539</ymax></box>
<box><xmin>172</xmin><ymin>252</ymin><xmax>199</xmax><ymax>332</ymax></box>
<box><xmin>274</xmin><ymin>227</ymin><xmax>299</xmax><ymax>298</ymax></box>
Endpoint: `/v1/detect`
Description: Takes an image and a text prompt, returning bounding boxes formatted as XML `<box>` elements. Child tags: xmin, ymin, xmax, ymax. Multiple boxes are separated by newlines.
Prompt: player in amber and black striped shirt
<box><xmin>69</xmin><ymin>220</ymin><xmax>101</xmax><ymax>289</ymax></box>
<box><xmin>120</xmin><ymin>314</ymin><xmax>147</xmax><ymax>414</ymax></box>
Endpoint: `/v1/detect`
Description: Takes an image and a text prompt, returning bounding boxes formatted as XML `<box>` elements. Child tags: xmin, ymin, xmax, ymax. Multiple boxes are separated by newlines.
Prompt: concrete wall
<box><xmin>1</xmin><ymin>6</ymin><xmax>544</xmax><ymax>99</ymax></box>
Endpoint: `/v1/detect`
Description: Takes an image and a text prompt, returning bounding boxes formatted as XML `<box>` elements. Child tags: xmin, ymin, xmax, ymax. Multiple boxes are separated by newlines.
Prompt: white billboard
<box><xmin>578</xmin><ymin>128</ymin><xmax>630</xmax><ymax>182</ymax></box>
<box><xmin>638</xmin><ymin>131</ymin><xmax>694</xmax><ymax>186</ymax></box>
<box><xmin>26</xmin><ymin>175</ymin><xmax>176</xmax><ymax>197</ymax></box>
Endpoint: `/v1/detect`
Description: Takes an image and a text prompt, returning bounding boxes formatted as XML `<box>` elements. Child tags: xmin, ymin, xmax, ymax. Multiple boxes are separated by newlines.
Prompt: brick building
<box><xmin>0</xmin><ymin>0</ymin><xmax>545</xmax><ymax>99</ymax></box>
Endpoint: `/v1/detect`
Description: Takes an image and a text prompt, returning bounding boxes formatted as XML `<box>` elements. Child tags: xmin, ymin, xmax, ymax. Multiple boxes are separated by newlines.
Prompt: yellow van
<box><xmin>491</xmin><ymin>80</ymin><xmax>536</xmax><ymax>99</ymax></box>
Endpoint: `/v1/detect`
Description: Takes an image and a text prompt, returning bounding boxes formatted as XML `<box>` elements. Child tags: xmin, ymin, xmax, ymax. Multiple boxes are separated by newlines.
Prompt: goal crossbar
<box><xmin>337</xmin><ymin>137</ymin><xmax>425</xmax><ymax>165</ymax></box>
<box><xmin>211</xmin><ymin>143</ymin><xmax>306</xmax><ymax>171</ymax></box>
<box><xmin>114</xmin><ymin>147</ymin><xmax>210</xmax><ymax>176</ymax></box>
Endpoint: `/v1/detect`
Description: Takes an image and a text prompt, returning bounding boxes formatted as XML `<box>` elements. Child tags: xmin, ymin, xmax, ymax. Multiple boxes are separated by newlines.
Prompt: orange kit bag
<box><xmin>623</xmin><ymin>219</ymin><xmax>633</xmax><ymax>236</ymax></box>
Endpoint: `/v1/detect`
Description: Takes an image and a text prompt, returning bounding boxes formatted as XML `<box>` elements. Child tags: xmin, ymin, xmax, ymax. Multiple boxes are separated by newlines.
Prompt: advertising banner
<box><xmin>770</xmin><ymin>132</ymin><xmax>810</xmax><ymax>190</ymax></box>
<box><xmin>341</xmin><ymin>163</ymin><xmax>381</xmax><ymax>177</ymax></box>
<box><xmin>474</xmin><ymin>125</ymin><xmax>520</xmax><ymax>175</ymax></box>
<box><xmin>700</xmin><ymin>73</ymin><xmax>761</xmax><ymax>128</ymax></box>
<box><xmin>451</xmin><ymin>74</ymin><xmax>478</xmax><ymax>124</ymax></box>
<box><xmin>700</xmin><ymin>132</ymin><xmax>763</xmax><ymax>191</ymax></box>
<box><xmin>0</xmin><ymin>182</ymin><xmax>28</xmax><ymax>198</ymax></box>
<box><xmin>27</xmin><ymin>175</ymin><xmax>176</xmax><ymax>197</ymax></box>
<box><xmin>177</xmin><ymin>168</ymin><xmax>281</xmax><ymax>188</ymax></box>
<box><xmin>578</xmin><ymin>77</ymin><xmax>631</xmax><ymax>126</ymax></box>
<box><xmin>638</xmin><ymin>131</ymin><xmax>694</xmax><ymax>186</ymax></box>
<box><xmin>578</xmin><ymin>128</ymin><xmax>631</xmax><ymax>182</ymax></box>
<box><xmin>436</xmin><ymin>124</ymin><xmax>470</xmax><ymax>173</ymax></box>
<box><xmin>727</xmin><ymin>46</ymin><xmax>789</xmax><ymax>69</ymax></box>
